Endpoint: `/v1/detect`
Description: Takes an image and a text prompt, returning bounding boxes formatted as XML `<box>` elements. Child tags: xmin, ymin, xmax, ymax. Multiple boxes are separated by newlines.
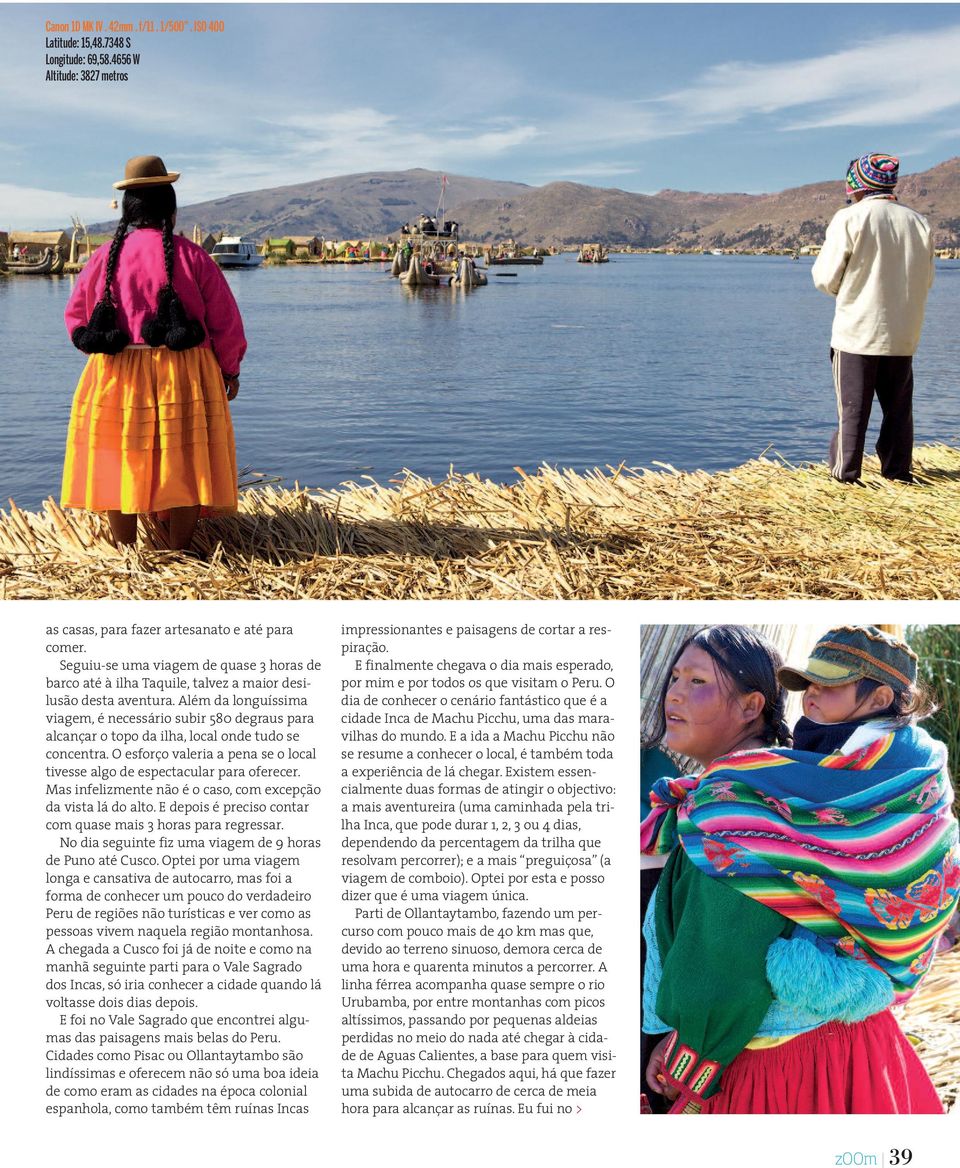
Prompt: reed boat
<box><xmin>393</xmin><ymin>222</ymin><xmax>460</xmax><ymax>284</ymax></box>
<box><xmin>392</xmin><ymin>192</ymin><xmax>486</xmax><ymax>288</ymax></box>
<box><xmin>4</xmin><ymin>247</ymin><xmax>64</xmax><ymax>275</ymax></box>
<box><xmin>396</xmin><ymin>247</ymin><xmax>487</xmax><ymax>289</ymax></box>
<box><xmin>577</xmin><ymin>244</ymin><xmax>608</xmax><ymax>263</ymax></box>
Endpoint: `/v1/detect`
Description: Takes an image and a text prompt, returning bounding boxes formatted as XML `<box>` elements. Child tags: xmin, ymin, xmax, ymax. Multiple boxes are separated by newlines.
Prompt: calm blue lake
<box><xmin>3</xmin><ymin>254</ymin><xmax>959</xmax><ymax>510</ymax></box>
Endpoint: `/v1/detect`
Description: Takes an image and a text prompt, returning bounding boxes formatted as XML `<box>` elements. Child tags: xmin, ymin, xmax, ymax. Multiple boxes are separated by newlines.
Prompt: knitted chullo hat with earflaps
<box><xmin>845</xmin><ymin>153</ymin><xmax>899</xmax><ymax>195</ymax></box>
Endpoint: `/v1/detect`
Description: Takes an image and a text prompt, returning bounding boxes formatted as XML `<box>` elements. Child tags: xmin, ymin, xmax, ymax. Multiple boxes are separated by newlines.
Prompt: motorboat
<box><xmin>210</xmin><ymin>237</ymin><xmax>264</xmax><ymax>268</ymax></box>
<box><xmin>489</xmin><ymin>251</ymin><xmax>543</xmax><ymax>266</ymax></box>
<box><xmin>489</xmin><ymin>237</ymin><xmax>543</xmax><ymax>265</ymax></box>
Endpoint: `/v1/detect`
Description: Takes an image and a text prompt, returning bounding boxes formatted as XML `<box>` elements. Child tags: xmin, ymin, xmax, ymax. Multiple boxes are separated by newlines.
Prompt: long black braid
<box><xmin>72</xmin><ymin>185</ymin><xmax>205</xmax><ymax>355</ymax></box>
<box><xmin>70</xmin><ymin>213</ymin><xmax>131</xmax><ymax>353</ymax></box>
<box><xmin>142</xmin><ymin>202</ymin><xmax>206</xmax><ymax>350</ymax></box>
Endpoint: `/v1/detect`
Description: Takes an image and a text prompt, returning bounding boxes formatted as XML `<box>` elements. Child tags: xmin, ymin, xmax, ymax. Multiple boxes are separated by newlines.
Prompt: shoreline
<box><xmin>8</xmin><ymin>250</ymin><xmax>960</xmax><ymax>280</ymax></box>
<box><xmin>2</xmin><ymin>443</ymin><xmax>959</xmax><ymax>600</ymax></box>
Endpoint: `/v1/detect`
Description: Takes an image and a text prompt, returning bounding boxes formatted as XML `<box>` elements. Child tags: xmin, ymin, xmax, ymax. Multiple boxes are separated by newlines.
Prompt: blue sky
<box><xmin>2</xmin><ymin>2</ymin><xmax>960</xmax><ymax>228</ymax></box>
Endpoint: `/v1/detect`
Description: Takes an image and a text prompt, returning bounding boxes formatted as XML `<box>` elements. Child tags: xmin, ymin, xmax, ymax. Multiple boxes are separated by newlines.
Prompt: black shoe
<box><xmin>832</xmin><ymin>475</ymin><xmax>866</xmax><ymax>487</ymax></box>
<box><xmin>883</xmin><ymin>474</ymin><xmax>918</xmax><ymax>485</ymax></box>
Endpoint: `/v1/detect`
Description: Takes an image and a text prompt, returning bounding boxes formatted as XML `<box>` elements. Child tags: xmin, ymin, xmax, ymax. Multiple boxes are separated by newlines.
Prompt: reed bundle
<box><xmin>895</xmin><ymin>944</ymin><xmax>960</xmax><ymax>1111</ymax></box>
<box><xmin>2</xmin><ymin>444</ymin><xmax>959</xmax><ymax>600</ymax></box>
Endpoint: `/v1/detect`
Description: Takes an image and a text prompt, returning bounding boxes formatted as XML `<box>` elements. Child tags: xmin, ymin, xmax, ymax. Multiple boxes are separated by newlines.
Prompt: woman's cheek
<box><xmin>686</xmin><ymin>684</ymin><xmax>721</xmax><ymax>720</ymax></box>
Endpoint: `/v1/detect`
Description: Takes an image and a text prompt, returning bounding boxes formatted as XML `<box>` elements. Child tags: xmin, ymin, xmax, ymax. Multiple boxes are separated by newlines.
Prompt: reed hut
<box><xmin>9</xmin><ymin>230</ymin><xmax>70</xmax><ymax>259</ymax></box>
<box><xmin>336</xmin><ymin>240</ymin><xmax>363</xmax><ymax>260</ymax></box>
<box><xmin>264</xmin><ymin>238</ymin><xmax>296</xmax><ymax>259</ymax></box>
<box><xmin>289</xmin><ymin>236</ymin><xmax>322</xmax><ymax>258</ymax></box>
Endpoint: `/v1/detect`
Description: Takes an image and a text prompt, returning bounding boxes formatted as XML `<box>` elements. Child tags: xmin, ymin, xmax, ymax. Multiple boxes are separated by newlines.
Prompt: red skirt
<box><xmin>701</xmin><ymin>1011</ymin><xmax>943</xmax><ymax>1114</ymax></box>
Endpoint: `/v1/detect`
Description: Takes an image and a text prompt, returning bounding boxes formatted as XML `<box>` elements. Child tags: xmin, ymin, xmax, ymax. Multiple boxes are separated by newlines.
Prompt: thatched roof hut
<box><xmin>9</xmin><ymin>230</ymin><xmax>70</xmax><ymax>256</ymax></box>
<box><xmin>265</xmin><ymin>238</ymin><xmax>295</xmax><ymax>257</ymax></box>
<box><xmin>288</xmin><ymin>236</ymin><xmax>322</xmax><ymax>257</ymax></box>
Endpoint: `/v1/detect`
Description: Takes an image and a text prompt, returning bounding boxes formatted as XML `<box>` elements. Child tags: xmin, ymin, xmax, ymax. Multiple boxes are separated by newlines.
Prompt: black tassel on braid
<box><xmin>142</xmin><ymin>211</ymin><xmax>205</xmax><ymax>351</ymax></box>
<box><xmin>71</xmin><ymin>215</ymin><xmax>132</xmax><ymax>354</ymax></box>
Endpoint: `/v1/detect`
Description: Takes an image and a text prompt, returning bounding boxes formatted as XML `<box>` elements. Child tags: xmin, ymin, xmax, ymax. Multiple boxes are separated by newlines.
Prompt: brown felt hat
<box><xmin>113</xmin><ymin>155</ymin><xmax>180</xmax><ymax>190</ymax></box>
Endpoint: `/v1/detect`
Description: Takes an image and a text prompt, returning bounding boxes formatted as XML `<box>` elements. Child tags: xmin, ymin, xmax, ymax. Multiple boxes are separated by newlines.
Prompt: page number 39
<box><xmin>889</xmin><ymin>1152</ymin><xmax>913</xmax><ymax>1166</ymax></box>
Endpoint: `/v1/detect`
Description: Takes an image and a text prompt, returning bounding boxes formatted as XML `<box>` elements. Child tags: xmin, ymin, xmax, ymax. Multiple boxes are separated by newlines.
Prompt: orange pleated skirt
<box><xmin>61</xmin><ymin>347</ymin><xmax>237</xmax><ymax>514</ymax></box>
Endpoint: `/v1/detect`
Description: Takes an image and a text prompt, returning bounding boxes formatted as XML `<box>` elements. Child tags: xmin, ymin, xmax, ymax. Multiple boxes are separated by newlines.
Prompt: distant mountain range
<box><xmin>90</xmin><ymin>161</ymin><xmax>960</xmax><ymax>249</ymax></box>
<box><xmin>168</xmin><ymin>169</ymin><xmax>530</xmax><ymax>241</ymax></box>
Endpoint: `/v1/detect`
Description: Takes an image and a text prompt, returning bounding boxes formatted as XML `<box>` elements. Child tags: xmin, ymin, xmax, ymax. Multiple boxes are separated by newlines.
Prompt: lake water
<box><xmin>3</xmin><ymin>254</ymin><xmax>960</xmax><ymax>510</ymax></box>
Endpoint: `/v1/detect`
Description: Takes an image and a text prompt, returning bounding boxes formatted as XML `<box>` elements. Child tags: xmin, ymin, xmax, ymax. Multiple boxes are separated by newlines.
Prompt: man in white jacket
<box><xmin>811</xmin><ymin>153</ymin><xmax>935</xmax><ymax>484</ymax></box>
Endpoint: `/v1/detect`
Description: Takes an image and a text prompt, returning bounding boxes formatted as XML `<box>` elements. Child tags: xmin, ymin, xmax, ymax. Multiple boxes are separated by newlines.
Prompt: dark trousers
<box><xmin>829</xmin><ymin>349</ymin><xmax>914</xmax><ymax>482</ymax></box>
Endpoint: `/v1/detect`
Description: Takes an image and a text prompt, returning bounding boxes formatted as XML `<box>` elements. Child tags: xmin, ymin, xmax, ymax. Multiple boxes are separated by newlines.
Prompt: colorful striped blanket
<box><xmin>641</xmin><ymin>723</ymin><xmax>960</xmax><ymax>1001</ymax></box>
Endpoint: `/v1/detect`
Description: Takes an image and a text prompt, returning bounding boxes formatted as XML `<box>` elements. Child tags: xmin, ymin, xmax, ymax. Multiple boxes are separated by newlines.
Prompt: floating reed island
<box><xmin>2</xmin><ymin>443</ymin><xmax>960</xmax><ymax>600</ymax></box>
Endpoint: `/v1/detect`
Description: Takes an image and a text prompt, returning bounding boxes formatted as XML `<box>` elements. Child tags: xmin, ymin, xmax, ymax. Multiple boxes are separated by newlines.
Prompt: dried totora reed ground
<box><xmin>2</xmin><ymin>444</ymin><xmax>959</xmax><ymax>600</ymax></box>
<box><xmin>896</xmin><ymin>943</ymin><xmax>960</xmax><ymax>1112</ymax></box>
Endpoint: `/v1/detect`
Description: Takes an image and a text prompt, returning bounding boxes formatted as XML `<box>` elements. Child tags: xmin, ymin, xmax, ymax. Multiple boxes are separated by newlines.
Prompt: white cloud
<box><xmin>6</xmin><ymin>18</ymin><xmax>960</xmax><ymax>208</ymax></box>
<box><xmin>263</xmin><ymin>106</ymin><xmax>539</xmax><ymax>160</ymax></box>
<box><xmin>656</xmin><ymin>25</ymin><xmax>960</xmax><ymax>132</ymax></box>
<box><xmin>547</xmin><ymin>163</ymin><xmax>642</xmax><ymax>180</ymax></box>
<box><xmin>475</xmin><ymin>22</ymin><xmax>960</xmax><ymax>178</ymax></box>
<box><xmin>0</xmin><ymin>183</ymin><xmax>116</xmax><ymax>230</ymax></box>
<box><xmin>169</xmin><ymin>111</ymin><xmax>541</xmax><ymax>203</ymax></box>
<box><xmin>275</xmin><ymin>108</ymin><xmax>398</xmax><ymax>137</ymax></box>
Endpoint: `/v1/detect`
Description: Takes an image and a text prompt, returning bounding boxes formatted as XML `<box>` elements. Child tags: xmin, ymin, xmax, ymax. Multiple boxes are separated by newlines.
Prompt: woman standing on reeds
<box><xmin>61</xmin><ymin>155</ymin><xmax>246</xmax><ymax>551</ymax></box>
<box><xmin>641</xmin><ymin>625</ymin><xmax>957</xmax><ymax>1114</ymax></box>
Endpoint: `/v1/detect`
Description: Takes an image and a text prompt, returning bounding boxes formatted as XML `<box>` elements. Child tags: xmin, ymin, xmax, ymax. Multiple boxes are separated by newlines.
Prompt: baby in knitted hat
<box><xmin>778</xmin><ymin>625</ymin><xmax>930</xmax><ymax>754</ymax></box>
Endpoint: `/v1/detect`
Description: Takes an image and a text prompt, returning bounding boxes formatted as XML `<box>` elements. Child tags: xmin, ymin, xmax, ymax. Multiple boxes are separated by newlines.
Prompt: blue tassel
<box><xmin>767</xmin><ymin>935</ymin><xmax>893</xmax><ymax>1023</ymax></box>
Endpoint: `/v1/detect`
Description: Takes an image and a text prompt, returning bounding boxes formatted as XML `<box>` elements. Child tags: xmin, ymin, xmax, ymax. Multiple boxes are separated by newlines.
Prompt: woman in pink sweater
<box><xmin>62</xmin><ymin>155</ymin><xmax>247</xmax><ymax>551</ymax></box>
